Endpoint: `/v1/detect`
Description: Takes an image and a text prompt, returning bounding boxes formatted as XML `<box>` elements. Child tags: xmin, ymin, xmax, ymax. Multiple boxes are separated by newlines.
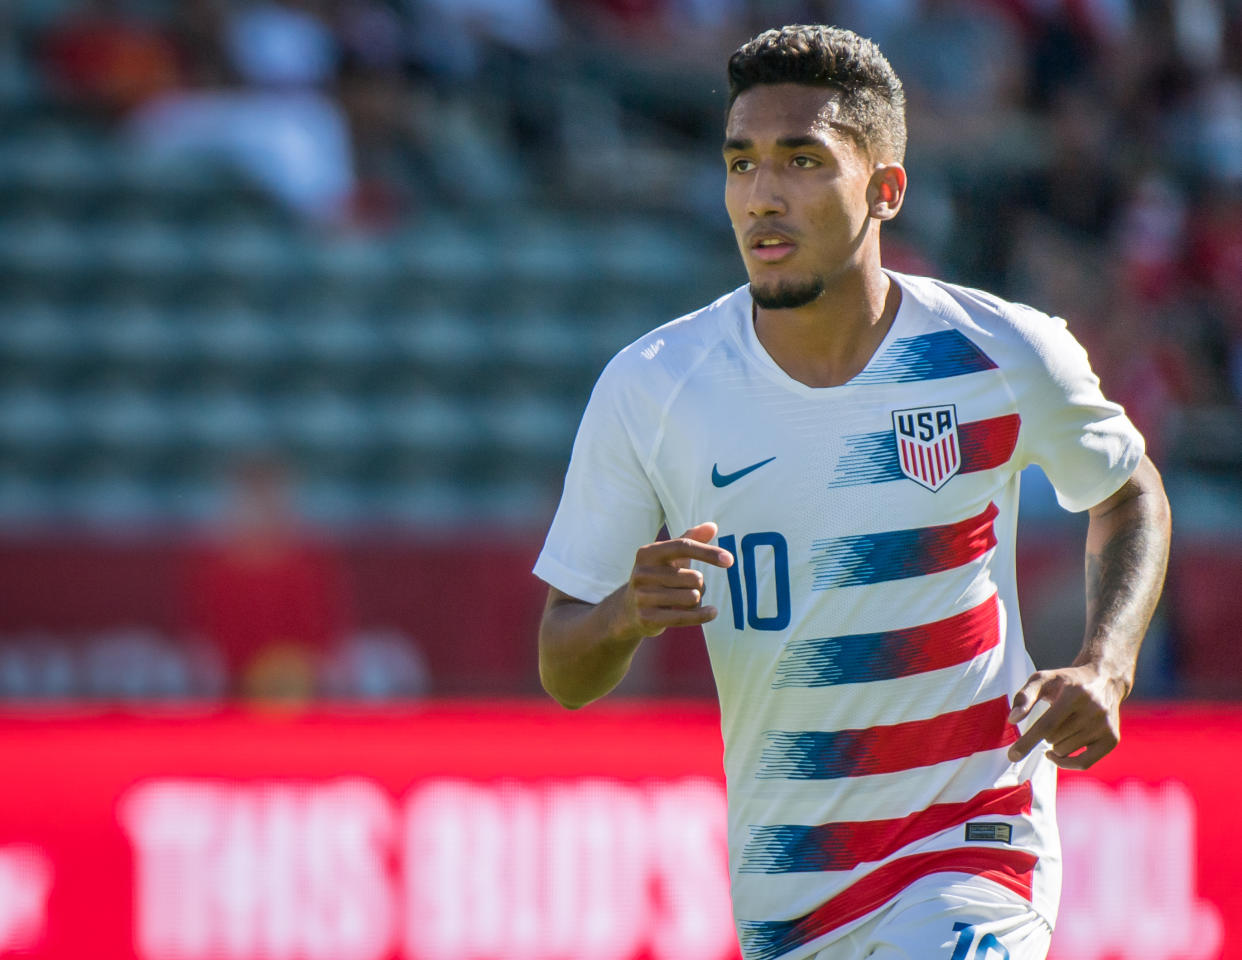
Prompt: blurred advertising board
<box><xmin>0</xmin><ymin>703</ymin><xmax>1234</xmax><ymax>960</ymax></box>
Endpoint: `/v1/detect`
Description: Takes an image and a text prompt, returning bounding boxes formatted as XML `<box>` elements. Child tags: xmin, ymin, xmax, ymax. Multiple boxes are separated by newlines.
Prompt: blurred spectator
<box><xmin>409</xmin><ymin>0</ymin><xmax>562</xmax><ymax>78</ymax></box>
<box><xmin>332</xmin><ymin>1</ymin><xmax>428</xmax><ymax>227</ymax></box>
<box><xmin>1114</xmin><ymin>173</ymin><xmax>1189</xmax><ymax>304</ymax></box>
<box><xmin>1187</xmin><ymin>188</ymin><xmax>1242</xmax><ymax>313</ymax></box>
<box><xmin>1019</xmin><ymin>86</ymin><xmax>1119</xmax><ymax>240</ymax></box>
<box><xmin>40</xmin><ymin>0</ymin><xmax>186</xmax><ymax>113</ymax></box>
<box><xmin>831</xmin><ymin>0</ymin><xmax>919</xmax><ymax>50</ymax></box>
<box><xmin>226</xmin><ymin>0</ymin><xmax>338</xmax><ymax>88</ymax></box>
<box><xmin>80</xmin><ymin>628</ymin><xmax>222</xmax><ymax>699</ymax></box>
<box><xmin>320</xmin><ymin>629</ymin><xmax>431</xmax><ymax>700</ymax></box>
<box><xmin>127</xmin><ymin>89</ymin><xmax>355</xmax><ymax>222</ymax></box>
<box><xmin>182</xmin><ymin>455</ymin><xmax>351</xmax><ymax>700</ymax></box>
<box><xmin>1025</xmin><ymin>6</ymin><xmax>1100</xmax><ymax>109</ymax></box>
<box><xmin>0</xmin><ymin>635</ymin><xmax>75</xmax><ymax>700</ymax></box>
<box><xmin>1177</xmin><ymin>72</ymin><xmax>1242</xmax><ymax>185</ymax></box>
<box><xmin>125</xmin><ymin>0</ymin><xmax>356</xmax><ymax>224</ymax></box>
<box><xmin>884</xmin><ymin>0</ymin><xmax>1026</xmax><ymax>165</ymax></box>
<box><xmin>335</xmin><ymin>0</ymin><xmax>408</xmax><ymax>70</ymax></box>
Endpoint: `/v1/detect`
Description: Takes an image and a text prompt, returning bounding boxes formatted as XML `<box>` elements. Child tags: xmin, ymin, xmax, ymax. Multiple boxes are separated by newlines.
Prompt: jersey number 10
<box><xmin>718</xmin><ymin>533</ymin><xmax>791</xmax><ymax>631</ymax></box>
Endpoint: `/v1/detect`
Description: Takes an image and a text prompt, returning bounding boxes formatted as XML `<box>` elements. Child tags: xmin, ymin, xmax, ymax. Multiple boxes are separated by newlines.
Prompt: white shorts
<box><xmin>811</xmin><ymin>876</ymin><xmax>1052</xmax><ymax>960</ymax></box>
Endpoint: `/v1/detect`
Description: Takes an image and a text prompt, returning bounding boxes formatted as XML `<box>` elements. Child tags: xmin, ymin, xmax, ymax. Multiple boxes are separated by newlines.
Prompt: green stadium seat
<box><xmin>0</xmin><ymin>385</ymin><xmax>75</xmax><ymax>452</ymax></box>
<box><xmin>370</xmin><ymin>390</ymin><xmax>478</xmax><ymax>455</ymax></box>
<box><xmin>272</xmin><ymin>385</ymin><xmax>373</xmax><ymax>455</ymax></box>
<box><xmin>74</xmin><ymin>384</ymin><xmax>175</xmax><ymax>452</ymax></box>
<box><xmin>0</xmin><ymin>471</ymin><xmax>56</xmax><ymax>525</ymax></box>
<box><xmin>170</xmin><ymin>384</ymin><xmax>274</xmax><ymax>452</ymax></box>
<box><xmin>0</xmin><ymin>298</ymin><xmax>82</xmax><ymax>372</ymax></box>
<box><xmin>385</xmin><ymin>309</ymin><xmax>490</xmax><ymax>371</ymax></box>
<box><xmin>181</xmin><ymin>299</ymin><xmax>282</xmax><ymax>374</ymax></box>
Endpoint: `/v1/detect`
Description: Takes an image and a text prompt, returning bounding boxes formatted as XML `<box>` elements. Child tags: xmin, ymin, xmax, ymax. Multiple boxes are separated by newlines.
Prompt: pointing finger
<box><xmin>679</xmin><ymin>522</ymin><xmax>733</xmax><ymax>567</ymax></box>
<box><xmin>649</xmin><ymin>538</ymin><xmax>733</xmax><ymax>568</ymax></box>
<box><xmin>680</xmin><ymin>521</ymin><xmax>719</xmax><ymax>543</ymax></box>
<box><xmin>1009</xmin><ymin>673</ymin><xmax>1055</xmax><ymax>723</ymax></box>
<box><xmin>642</xmin><ymin>523</ymin><xmax>732</xmax><ymax>568</ymax></box>
<box><xmin>1007</xmin><ymin>686</ymin><xmax>1076</xmax><ymax>763</ymax></box>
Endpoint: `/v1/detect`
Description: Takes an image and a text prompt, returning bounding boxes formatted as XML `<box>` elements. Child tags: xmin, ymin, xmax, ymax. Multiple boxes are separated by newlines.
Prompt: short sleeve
<box><xmin>533</xmin><ymin>360</ymin><xmax>665</xmax><ymax>603</ymax></box>
<box><xmin>1012</xmin><ymin>314</ymin><xmax>1145</xmax><ymax>513</ymax></box>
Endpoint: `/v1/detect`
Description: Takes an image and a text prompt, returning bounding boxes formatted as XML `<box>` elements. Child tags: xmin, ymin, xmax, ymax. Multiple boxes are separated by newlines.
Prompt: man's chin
<box><xmin>749</xmin><ymin>278</ymin><xmax>825</xmax><ymax>310</ymax></box>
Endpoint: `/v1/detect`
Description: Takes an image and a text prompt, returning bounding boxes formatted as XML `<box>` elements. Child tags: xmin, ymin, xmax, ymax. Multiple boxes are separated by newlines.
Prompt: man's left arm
<box><xmin>1007</xmin><ymin>454</ymin><xmax>1172</xmax><ymax>769</ymax></box>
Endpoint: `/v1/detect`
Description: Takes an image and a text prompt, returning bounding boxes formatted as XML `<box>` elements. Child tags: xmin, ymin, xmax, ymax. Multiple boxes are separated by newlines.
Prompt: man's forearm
<box><xmin>1008</xmin><ymin>457</ymin><xmax>1171</xmax><ymax>768</ymax></box>
<box><xmin>1076</xmin><ymin>458</ymin><xmax>1172</xmax><ymax>696</ymax></box>
<box><xmin>537</xmin><ymin>525</ymin><xmax>733</xmax><ymax>709</ymax></box>
<box><xmin>538</xmin><ymin>589</ymin><xmax>646</xmax><ymax>709</ymax></box>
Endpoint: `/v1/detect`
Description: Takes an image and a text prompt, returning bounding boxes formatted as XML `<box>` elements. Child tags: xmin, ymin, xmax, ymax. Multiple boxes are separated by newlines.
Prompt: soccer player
<box><xmin>533</xmin><ymin>25</ymin><xmax>1171</xmax><ymax>960</ymax></box>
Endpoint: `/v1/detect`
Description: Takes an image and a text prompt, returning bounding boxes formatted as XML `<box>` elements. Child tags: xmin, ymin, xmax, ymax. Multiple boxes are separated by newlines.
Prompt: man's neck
<box><xmin>752</xmin><ymin>265</ymin><xmax>899</xmax><ymax>388</ymax></box>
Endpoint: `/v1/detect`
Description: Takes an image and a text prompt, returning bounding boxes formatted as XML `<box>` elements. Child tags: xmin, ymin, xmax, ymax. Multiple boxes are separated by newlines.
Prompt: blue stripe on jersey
<box><xmin>756</xmin><ymin>730</ymin><xmax>867</xmax><ymax>780</ymax></box>
<box><xmin>773</xmin><ymin>594</ymin><xmax>1000</xmax><ymax>689</ymax></box>
<box><xmin>811</xmin><ymin>527</ymin><xmax>930</xmax><ymax>589</ymax></box>
<box><xmin>851</xmin><ymin>330</ymin><xmax>996</xmax><ymax>384</ymax></box>
<box><xmin>774</xmin><ymin>630</ymin><xmax>903</xmax><ymax>688</ymax></box>
<box><xmin>809</xmin><ymin>503</ymin><xmax>998</xmax><ymax>590</ymax></box>
<box><xmin>739</xmin><ymin>915</ymin><xmax>804</xmax><ymax>960</ymax></box>
<box><xmin>829</xmin><ymin>430</ymin><xmax>903</xmax><ymax>487</ymax></box>
<box><xmin>755</xmin><ymin>698</ymin><xmax>1016</xmax><ymax>781</ymax></box>
<box><xmin>738</xmin><ymin>782</ymin><xmax>1033</xmax><ymax>875</ymax></box>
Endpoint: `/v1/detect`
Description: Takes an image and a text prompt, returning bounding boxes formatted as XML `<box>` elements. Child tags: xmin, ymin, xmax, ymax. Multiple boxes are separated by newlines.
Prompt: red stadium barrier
<box><xmin>4</xmin><ymin>531</ymin><xmax>1237</xmax><ymax>701</ymax></box>
<box><xmin>0</xmin><ymin>702</ymin><xmax>1235</xmax><ymax>960</ymax></box>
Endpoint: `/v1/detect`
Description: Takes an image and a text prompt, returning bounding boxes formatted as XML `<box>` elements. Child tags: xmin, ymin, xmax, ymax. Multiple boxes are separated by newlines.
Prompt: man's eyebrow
<box><xmin>776</xmin><ymin>135</ymin><xmax>832</xmax><ymax>149</ymax></box>
<box><xmin>721</xmin><ymin>134</ymin><xmax>835</xmax><ymax>153</ymax></box>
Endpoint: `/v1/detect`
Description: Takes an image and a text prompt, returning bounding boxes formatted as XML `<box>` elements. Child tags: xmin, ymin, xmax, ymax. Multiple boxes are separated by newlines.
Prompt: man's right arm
<box><xmin>538</xmin><ymin>521</ymin><xmax>733</xmax><ymax>709</ymax></box>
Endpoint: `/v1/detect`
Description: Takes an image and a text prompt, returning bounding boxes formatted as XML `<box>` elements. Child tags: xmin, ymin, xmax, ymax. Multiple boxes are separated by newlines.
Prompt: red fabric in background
<box><xmin>41</xmin><ymin>14</ymin><xmax>185</xmax><ymax>111</ymax></box>
<box><xmin>0</xmin><ymin>531</ymin><xmax>1236</xmax><ymax>698</ymax></box>
<box><xmin>184</xmin><ymin>538</ymin><xmax>348</xmax><ymax>673</ymax></box>
<box><xmin>0</xmin><ymin>533</ymin><xmax>548</xmax><ymax>695</ymax></box>
<box><xmin>1167</xmin><ymin>540</ymin><xmax>1242</xmax><ymax>698</ymax></box>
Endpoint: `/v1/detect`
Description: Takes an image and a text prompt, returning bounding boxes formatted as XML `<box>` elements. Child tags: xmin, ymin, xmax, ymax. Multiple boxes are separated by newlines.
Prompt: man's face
<box><xmin>723</xmin><ymin>84</ymin><xmax>877</xmax><ymax>309</ymax></box>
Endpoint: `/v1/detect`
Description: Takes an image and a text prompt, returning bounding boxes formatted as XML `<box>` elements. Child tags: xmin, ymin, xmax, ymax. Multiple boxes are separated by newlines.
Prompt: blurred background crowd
<box><xmin>0</xmin><ymin>0</ymin><xmax>1239</xmax><ymax>702</ymax></box>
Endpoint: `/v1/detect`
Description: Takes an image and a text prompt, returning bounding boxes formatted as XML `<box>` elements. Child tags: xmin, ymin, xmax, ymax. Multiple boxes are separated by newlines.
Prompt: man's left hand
<box><xmin>1006</xmin><ymin>664</ymin><xmax>1127</xmax><ymax>770</ymax></box>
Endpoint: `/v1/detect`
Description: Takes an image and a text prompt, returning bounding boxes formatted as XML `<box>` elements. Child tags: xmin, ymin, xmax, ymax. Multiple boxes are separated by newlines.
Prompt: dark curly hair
<box><xmin>727</xmin><ymin>25</ymin><xmax>907</xmax><ymax>162</ymax></box>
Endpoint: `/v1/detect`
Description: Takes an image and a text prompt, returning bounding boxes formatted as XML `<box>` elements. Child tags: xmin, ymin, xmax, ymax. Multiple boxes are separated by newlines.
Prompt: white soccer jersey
<box><xmin>534</xmin><ymin>271</ymin><xmax>1144</xmax><ymax>960</ymax></box>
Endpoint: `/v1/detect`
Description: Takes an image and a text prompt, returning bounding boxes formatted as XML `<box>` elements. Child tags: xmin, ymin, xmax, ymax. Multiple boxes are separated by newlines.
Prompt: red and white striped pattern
<box><xmin>897</xmin><ymin>422</ymin><xmax>961</xmax><ymax>491</ymax></box>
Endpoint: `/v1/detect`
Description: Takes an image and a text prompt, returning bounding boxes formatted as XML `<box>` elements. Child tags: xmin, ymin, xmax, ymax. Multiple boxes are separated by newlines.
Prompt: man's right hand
<box><xmin>538</xmin><ymin>521</ymin><xmax>733</xmax><ymax>708</ymax></box>
<box><xmin>619</xmin><ymin>521</ymin><xmax>734</xmax><ymax>639</ymax></box>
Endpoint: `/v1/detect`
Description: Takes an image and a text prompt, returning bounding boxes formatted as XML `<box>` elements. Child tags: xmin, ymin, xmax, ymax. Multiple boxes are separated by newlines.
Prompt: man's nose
<box><xmin>746</xmin><ymin>166</ymin><xmax>787</xmax><ymax>218</ymax></box>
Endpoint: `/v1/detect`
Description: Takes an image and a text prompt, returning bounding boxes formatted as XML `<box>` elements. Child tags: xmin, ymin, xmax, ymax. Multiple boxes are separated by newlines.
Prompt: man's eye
<box><xmin>730</xmin><ymin>159</ymin><xmax>755</xmax><ymax>173</ymax></box>
<box><xmin>792</xmin><ymin>156</ymin><xmax>820</xmax><ymax>168</ymax></box>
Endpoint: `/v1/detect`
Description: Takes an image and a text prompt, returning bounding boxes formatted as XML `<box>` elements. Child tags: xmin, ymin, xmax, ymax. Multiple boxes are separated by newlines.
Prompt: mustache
<box><xmin>744</xmin><ymin>224</ymin><xmax>799</xmax><ymax>246</ymax></box>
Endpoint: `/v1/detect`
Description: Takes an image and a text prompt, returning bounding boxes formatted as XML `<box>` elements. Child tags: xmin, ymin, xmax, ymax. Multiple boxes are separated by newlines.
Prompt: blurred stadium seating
<box><xmin>0</xmin><ymin>0</ymin><xmax>1239</xmax><ymax>699</ymax></box>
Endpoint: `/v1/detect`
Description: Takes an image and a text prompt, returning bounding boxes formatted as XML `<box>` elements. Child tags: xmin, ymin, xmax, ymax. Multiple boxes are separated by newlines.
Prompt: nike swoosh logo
<box><xmin>712</xmin><ymin>457</ymin><xmax>776</xmax><ymax>488</ymax></box>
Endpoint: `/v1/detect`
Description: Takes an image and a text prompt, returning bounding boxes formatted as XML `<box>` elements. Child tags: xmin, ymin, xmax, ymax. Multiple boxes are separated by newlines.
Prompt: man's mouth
<box><xmin>750</xmin><ymin>237</ymin><xmax>797</xmax><ymax>262</ymax></box>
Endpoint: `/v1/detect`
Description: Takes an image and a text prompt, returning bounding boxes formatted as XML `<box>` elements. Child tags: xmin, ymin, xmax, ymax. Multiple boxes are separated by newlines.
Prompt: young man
<box><xmin>534</xmin><ymin>24</ymin><xmax>1170</xmax><ymax>960</ymax></box>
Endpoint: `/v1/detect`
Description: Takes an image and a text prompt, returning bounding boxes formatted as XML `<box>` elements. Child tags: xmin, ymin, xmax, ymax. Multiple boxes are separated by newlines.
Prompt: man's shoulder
<box><xmin>893</xmin><ymin>271</ymin><xmax>1075</xmax><ymax>363</ymax></box>
<box><xmin>895</xmin><ymin>271</ymin><xmax>1056</xmax><ymax>331</ymax></box>
<box><xmin>596</xmin><ymin>285</ymin><xmax>748</xmax><ymax>394</ymax></box>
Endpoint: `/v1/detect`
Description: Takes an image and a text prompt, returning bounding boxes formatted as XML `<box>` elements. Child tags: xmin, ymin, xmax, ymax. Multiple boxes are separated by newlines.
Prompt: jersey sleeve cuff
<box><xmin>532</xmin><ymin>553</ymin><xmax>625</xmax><ymax>606</ymax></box>
<box><xmin>1053</xmin><ymin>443</ymin><xmax>1145</xmax><ymax>513</ymax></box>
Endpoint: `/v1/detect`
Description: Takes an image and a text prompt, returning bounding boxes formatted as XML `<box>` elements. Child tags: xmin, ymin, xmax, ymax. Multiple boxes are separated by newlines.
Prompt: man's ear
<box><xmin>868</xmin><ymin>163</ymin><xmax>907</xmax><ymax>220</ymax></box>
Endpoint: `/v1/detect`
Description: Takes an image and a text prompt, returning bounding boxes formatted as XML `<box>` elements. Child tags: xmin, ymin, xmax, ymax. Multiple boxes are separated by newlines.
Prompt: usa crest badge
<box><xmin>892</xmin><ymin>405</ymin><xmax>961</xmax><ymax>492</ymax></box>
